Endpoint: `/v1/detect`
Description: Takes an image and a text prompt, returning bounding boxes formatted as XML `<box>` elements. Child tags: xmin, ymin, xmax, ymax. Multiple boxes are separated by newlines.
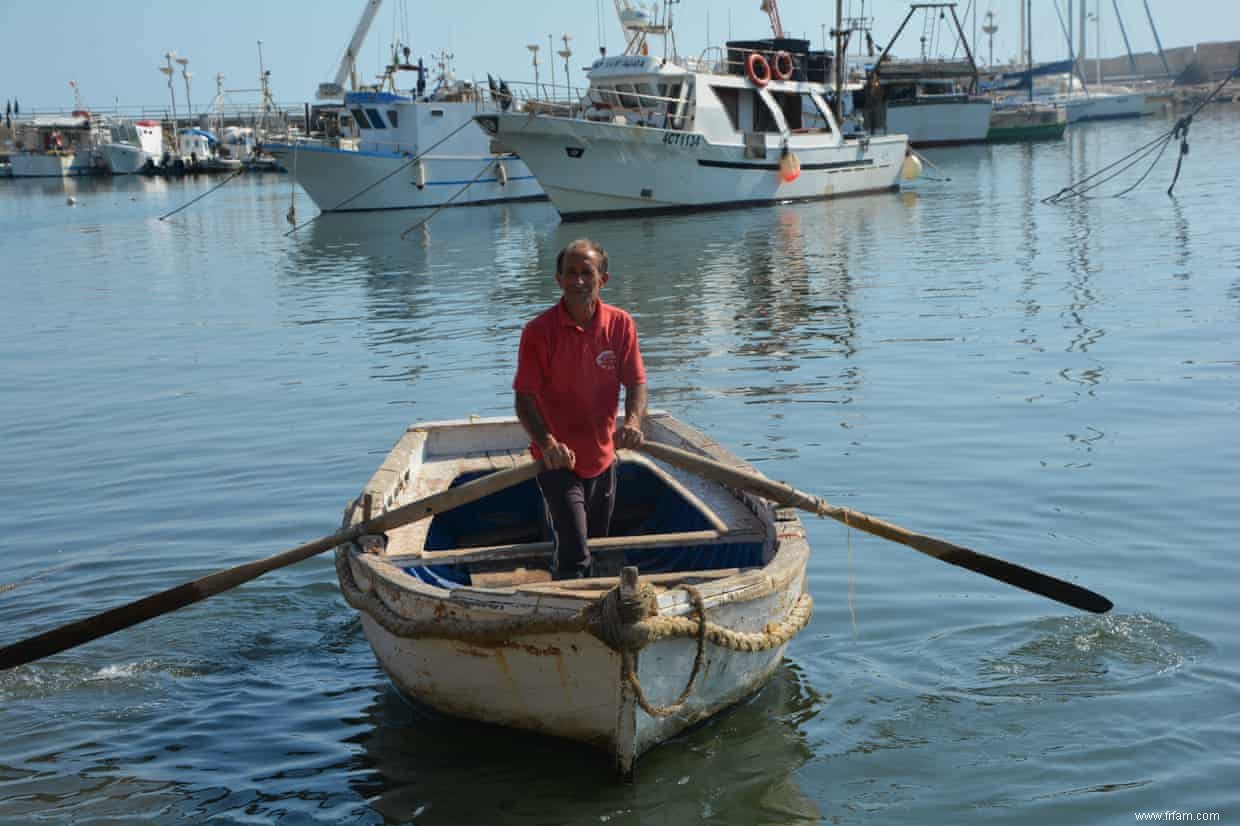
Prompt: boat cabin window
<box><xmin>615</xmin><ymin>83</ymin><xmax>639</xmax><ymax>109</ymax></box>
<box><xmin>768</xmin><ymin>90</ymin><xmax>830</xmax><ymax>132</ymax></box>
<box><xmin>350</xmin><ymin>107</ymin><xmax>372</xmax><ymax>129</ymax></box>
<box><xmin>752</xmin><ymin>93</ymin><xmax>782</xmax><ymax>133</ymax></box>
<box><xmin>366</xmin><ymin>108</ymin><xmax>387</xmax><ymax>128</ymax></box>
<box><xmin>387</xmin><ymin>109</ymin><xmax>399</xmax><ymax>127</ymax></box>
<box><xmin>710</xmin><ymin>86</ymin><xmax>741</xmax><ymax>131</ymax></box>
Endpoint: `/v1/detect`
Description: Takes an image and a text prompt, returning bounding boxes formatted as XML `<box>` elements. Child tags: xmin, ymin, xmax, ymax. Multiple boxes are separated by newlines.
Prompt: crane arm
<box><xmin>760</xmin><ymin>0</ymin><xmax>784</xmax><ymax>39</ymax></box>
<box><xmin>320</xmin><ymin>0</ymin><xmax>384</xmax><ymax>98</ymax></box>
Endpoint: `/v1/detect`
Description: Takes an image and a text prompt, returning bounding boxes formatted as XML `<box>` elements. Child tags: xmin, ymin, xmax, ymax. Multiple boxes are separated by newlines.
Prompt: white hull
<box><xmin>1052</xmin><ymin>92</ymin><xmax>1147</xmax><ymax>123</ymax></box>
<box><xmin>266</xmin><ymin>142</ymin><xmax>544</xmax><ymax>211</ymax></box>
<box><xmin>99</xmin><ymin>142</ymin><xmax>148</xmax><ymax>174</ymax></box>
<box><xmin>486</xmin><ymin>115</ymin><xmax>905</xmax><ymax>220</ymax></box>
<box><xmin>9</xmin><ymin>151</ymin><xmax>102</xmax><ymax>177</ymax></box>
<box><xmin>885</xmin><ymin>99</ymin><xmax>993</xmax><ymax>146</ymax></box>
<box><xmin>337</xmin><ymin>414</ymin><xmax>812</xmax><ymax>773</ymax></box>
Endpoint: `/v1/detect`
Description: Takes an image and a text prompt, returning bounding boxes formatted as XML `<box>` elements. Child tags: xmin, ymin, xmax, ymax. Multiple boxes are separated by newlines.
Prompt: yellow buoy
<box><xmin>901</xmin><ymin>153</ymin><xmax>923</xmax><ymax>181</ymax></box>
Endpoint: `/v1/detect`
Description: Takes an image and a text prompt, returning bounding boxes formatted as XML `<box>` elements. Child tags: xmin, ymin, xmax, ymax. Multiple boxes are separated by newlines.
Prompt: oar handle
<box><xmin>0</xmin><ymin>460</ymin><xmax>542</xmax><ymax>671</ymax></box>
<box><xmin>637</xmin><ymin>440</ymin><xmax>1112</xmax><ymax>614</ymax></box>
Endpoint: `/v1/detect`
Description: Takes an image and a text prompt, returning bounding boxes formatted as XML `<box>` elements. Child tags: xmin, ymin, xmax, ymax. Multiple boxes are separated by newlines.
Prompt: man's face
<box><xmin>556</xmin><ymin>247</ymin><xmax>609</xmax><ymax>313</ymax></box>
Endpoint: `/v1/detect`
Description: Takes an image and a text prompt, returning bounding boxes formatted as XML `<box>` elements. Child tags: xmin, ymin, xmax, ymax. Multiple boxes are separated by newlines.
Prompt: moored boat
<box><xmin>859</xmin><ymin>3</ymin><xmax>994</xmax><ymax>147</ymax></box>
<box><xmin>263</xmin><ymin>0</ymin><xmax>543</xmax><ymax>212</ymax></box>
<box><xmin>9</xmin><ymin>113</ymin><xmax>106</xmax><ymax>177</ymax></box>
<box><xmin>475</xmin><ymin>3</ymin><xmax>909</xmax><ymax>221</ymax></box>
<box><xmin>987</xmin><ymin>100</ymin><xmax>1067</xmax><ymax>141</ymax></box>
<box><xmin>335</xmin><ymin>412</ymin><xmax>812</xmax><ymax>774</ymax></box>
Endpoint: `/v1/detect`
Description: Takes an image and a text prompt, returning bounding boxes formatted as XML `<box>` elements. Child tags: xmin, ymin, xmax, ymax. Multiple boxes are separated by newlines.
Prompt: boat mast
<box><xmin>1110</xmin><ymin>0</ymin><xmax>1139</xmax><ymax>76</ymax></box>
<box><xmin>1026</xmin><ymin>0</ymin><xmax>1033</xmax><ymax>103</ymax></box>
<box><xmin>1140</xmin><ymin>0</ymin><xmax>1172</xmax><ymax>77</ymax></box>
<box><xmin>833</xmin><ymin>0</ymin><xmax>843</xmax><ymax>120</ymax></box>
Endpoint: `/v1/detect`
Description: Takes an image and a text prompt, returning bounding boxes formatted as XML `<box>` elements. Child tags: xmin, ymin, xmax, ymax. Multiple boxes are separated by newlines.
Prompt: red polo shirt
<box><xmin>513</xmin><ymin>299</ymin><xmax>645</xmax><ymax>478</ymax></box>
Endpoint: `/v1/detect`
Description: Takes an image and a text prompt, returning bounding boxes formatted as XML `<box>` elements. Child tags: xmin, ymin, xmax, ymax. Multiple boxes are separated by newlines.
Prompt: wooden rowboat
<box><xmin>336</xmin><ymin>412</ymin><xmax>812</xmax><ymax>775</ymax></box>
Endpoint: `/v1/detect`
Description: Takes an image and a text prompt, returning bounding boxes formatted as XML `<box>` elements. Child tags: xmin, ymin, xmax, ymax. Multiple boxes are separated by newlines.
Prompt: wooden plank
<box><xmin>518</xmin><ymin>568</ymin><xmax>745</xmax><ymax>594</ymax></box>
<box><xmin>400</xmin><ymin>530</ymin><xmax>765</xmax><ymax>568</ymax></box>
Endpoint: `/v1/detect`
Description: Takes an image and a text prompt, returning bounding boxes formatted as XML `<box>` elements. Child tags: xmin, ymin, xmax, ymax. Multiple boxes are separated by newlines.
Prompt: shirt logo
<box><xmin>596</xmin><ymin>350</ymin><xmax>617</xmax><ymax>370</ymax></box>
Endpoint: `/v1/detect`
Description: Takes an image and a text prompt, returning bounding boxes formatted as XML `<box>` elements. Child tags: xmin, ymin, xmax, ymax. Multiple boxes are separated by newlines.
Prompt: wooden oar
<box><xmin>0</xmin><ymin>460</ymin><xmax>542</xmax><ymax>671</ymax></box>
<box><xmin>637</xmin><ymin>441</ymin><xmax>1112</xmax><ymax>614</ymax></box>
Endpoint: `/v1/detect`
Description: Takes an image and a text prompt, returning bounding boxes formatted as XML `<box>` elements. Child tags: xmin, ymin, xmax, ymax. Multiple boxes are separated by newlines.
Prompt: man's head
<box><xmin>556</xmin><ymin>239</ymin><xmax>608</xmax><ymax>276</ymax></box>
<box><xmin>555</xmin><ymin>239</ymin><xmax>610</xmax><ymax>321</ymax></box>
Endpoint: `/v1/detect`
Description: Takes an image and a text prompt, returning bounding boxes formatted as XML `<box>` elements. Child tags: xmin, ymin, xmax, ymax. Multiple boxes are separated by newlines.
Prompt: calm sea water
<box><xmin>2</xmin><ymin>108</ymin><xmax>1238</xmax><ymax>825</ymax></box>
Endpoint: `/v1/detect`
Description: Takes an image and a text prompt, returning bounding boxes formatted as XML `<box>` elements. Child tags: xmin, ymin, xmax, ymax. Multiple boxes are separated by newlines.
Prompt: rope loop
<box><xmin>622</xmin><ymin>585</ymin><xmax>708</xmax><ymax>718</ymax></box>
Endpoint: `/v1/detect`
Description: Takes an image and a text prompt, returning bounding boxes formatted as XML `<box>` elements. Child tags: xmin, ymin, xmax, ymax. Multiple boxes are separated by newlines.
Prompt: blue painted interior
<box><xmin>407</xmin><ymin>462</ymin><xmax>764</xmax><ymax>587</ymax></box>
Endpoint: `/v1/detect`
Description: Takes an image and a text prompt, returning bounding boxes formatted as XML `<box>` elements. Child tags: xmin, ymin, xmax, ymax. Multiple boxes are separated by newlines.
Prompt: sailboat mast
<box><xmin>1026</xmin><ymin>0</ymin><xmax>1033</xmax><ymax>102</ymax></box>
<box><xmin>834</xmin><ymin>0</ymin><xmax>844</xmax><ymax>119</ymax></box>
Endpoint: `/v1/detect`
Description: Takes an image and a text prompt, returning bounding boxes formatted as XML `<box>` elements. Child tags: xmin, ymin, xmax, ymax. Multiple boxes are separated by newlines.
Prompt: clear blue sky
<box><xmin>2</xmin><ymin>1</ymin><xmax>1236</xmax><ymax>111</ymax></box>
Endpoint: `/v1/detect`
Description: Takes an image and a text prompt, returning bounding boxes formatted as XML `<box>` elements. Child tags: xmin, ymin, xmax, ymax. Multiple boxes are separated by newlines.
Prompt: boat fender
<box><xmin>901</xmin><ymin>152</ymin><xmax>923</xmax><ymax>181</ymax></box>
<box><xmin>779</xmin><ymin>145</ymin><xmax>801</xmax><ymax>183</ymax></box>
<box><xmin>495</xmin><ymin>160</ymin><xmax>508</xmax><ymax>187</ymax></box>
<box><xmin>746</xmin><ymin>53</ymin><xmax>772</xmax><ymax>88</ymax></box>
<box><xmin>414</xmin><ymin>160</ymin><xmax>427</xmax><ymax>189</ymax></box>
<box><xmin>772</xmin><ymin>51</ymin><xmax>794</xmax><ymax>81</ymax></box>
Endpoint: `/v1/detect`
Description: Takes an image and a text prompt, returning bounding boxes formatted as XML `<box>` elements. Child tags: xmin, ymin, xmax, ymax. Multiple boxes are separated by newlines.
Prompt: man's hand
<box><xmin>540</xmin><ymin>436</ymin><xmax>576</xmax><ymax>470</ymax></box>
<box><xmin>615</xmin><ymin>421</ymin><xmax>644</xmax><ymax>450</ymax></box>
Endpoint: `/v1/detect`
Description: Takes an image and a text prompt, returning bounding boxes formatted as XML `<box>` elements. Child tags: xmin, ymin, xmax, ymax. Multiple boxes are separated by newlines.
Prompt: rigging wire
<box><xmin>1042</xmin><ymin>64</ymin><xmax>1240</xmax><ymax>203</ymax></box>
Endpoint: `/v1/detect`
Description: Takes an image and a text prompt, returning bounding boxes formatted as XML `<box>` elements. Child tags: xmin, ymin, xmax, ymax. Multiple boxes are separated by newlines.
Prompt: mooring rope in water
<box><xmin>158</xmin><ymin>168</ymin><xmax>245</xmax><ymax>221</ymax></box>
<box><xmin>1043</xmin><ymin>63</ymin><xmax>1240</xmax><ymax>204</ymax></box>
<box><xmin>283</xmin><ymin>117</ymin><xmax>481</xmax><ymax>237</ymax></box>
<box><xmin>911</xmin><ymin>148</ymin><xmax>952</xmax><ymax>182</ymax></box>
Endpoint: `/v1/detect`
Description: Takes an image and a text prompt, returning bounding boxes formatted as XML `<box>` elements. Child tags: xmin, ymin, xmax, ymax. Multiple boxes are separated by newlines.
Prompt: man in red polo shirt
<box><xmin>514</xmin><ymin>239</ymin><xmax>647</xmax><ymax>579</ymax></box>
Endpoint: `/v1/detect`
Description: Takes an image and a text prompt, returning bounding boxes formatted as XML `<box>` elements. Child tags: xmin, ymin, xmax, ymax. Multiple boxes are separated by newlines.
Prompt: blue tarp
<box><xmin>984</xmin><ymin>59</ymin><xmax>1076</xmax><ymax>91</ymax></box>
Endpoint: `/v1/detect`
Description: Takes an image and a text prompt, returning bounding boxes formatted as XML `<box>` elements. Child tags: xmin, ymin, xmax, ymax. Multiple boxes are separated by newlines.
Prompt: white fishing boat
<box><xmin>475</xmin><ymin>2</ymin><xmax>909</xmax><ymax>221</ymax></box>
<box><xmin>99</xmin><ymin>118</ymin><xmax>164</xmax><ymax>174</ymax></box>
<box><xmin>8</xmin><ymin>113</ymin><xmax>106</xmax><ymax>177</ymax></box>
<box><xmin>859</xmin><ymin>4</ymin><xmax>993</xmax><ymax>146</ymax></box>
<box><xmin>263</xmin><ymin>0</ymin><xmax>542</xmax><ymax>211</ymax></box>
<box><xmin>336</xmin><ymin>412</ymin><xmax>812</xmax><ymax>774</ymax></box>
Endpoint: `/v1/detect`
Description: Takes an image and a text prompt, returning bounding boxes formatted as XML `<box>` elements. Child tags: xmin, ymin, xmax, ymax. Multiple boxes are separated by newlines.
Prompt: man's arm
<box><xmin>515</xmin><ymin>392</ymin><xmax>575</xmax><ymax>470</ymax></box>
<box><xmin>615</xmin><ymin>382</ymin><xmax>647</xmax><ymax>449</ymax></box>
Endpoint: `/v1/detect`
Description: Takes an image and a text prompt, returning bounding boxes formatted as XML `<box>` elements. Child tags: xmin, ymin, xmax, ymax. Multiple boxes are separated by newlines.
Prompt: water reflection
<box><xmin>348</xmin><ymin>662</ymin><xmax>822</xmax><ymax>824</ymax></box>
<box><xmin>279</xmin><ymin>195</ymin><xmax>908</xmax><ymax>413</ymax></box>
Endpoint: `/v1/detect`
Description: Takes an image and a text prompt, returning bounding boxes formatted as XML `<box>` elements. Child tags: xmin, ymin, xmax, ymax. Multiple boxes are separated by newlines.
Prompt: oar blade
<box><xmin>936</xmin><ymin>546</ymin><xmax>1113</xmax><ymax>614</ymax></box>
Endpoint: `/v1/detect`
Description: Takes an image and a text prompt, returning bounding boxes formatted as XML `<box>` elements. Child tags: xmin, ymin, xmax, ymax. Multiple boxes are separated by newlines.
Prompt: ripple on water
<box><xmin>921</xmin><ymin>612</ymin><xmax>1214</xmax><ymax>702</ymax></box>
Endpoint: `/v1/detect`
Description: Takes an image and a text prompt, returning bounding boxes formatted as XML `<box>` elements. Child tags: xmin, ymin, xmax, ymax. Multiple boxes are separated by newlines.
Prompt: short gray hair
<box><xmin>556</xmin><ymin>239</ymin><xmax>608</xmax><ymax>274</ymax></box>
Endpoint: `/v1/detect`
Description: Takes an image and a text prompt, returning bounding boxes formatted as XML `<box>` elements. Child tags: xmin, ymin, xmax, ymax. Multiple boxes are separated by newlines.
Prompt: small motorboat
<box><xmin>336</xmin><ymin>411</ymin><xmax>812</xmax><ymax>774</ymax></box>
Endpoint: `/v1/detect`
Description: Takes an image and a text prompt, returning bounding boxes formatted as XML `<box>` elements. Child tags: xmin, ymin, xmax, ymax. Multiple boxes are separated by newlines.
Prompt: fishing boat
<box><xmin>8</xmin><ymin>113</ymin><xmax>106</xmax><ymax>177</ymax></box>
<box><xmin>858</xmin><ymin>4</ymin><xmax>993</xmax><ymax>147</ymax></box>
<box><xmin>475</xmin><ymin>1</ymin><xmax>909</xmax><ymax>221</ymax></box>
<box><xmin>335</xmin><ymin>412</ymin><xmax>812</xmax><ymax>774</ymax></box>
<box><xmin>263</xmin><ymin>0</ymin><xmax>542</xmax><ymax>212</ymax></box>
<box><xmin>987</xmin><ymin>100</ymin><xmax>1067</xmax><ymax>141</ymax></box>
<box><xmin>98</xmin><ymin>118</ymin><xmax>164</xmax><ymax>174</ymax></box>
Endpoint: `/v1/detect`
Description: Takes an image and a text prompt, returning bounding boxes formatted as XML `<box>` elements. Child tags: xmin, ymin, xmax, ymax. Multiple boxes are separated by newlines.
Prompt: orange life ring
<box><xmin>772</xmin><ymin>51</ymin><xmax>794</xmax><ymax>81</ymax></box>
<box><xmin>746</xmin><ymin>52</ymin><xmax>772</xmax><ymax>87</ymax></box>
